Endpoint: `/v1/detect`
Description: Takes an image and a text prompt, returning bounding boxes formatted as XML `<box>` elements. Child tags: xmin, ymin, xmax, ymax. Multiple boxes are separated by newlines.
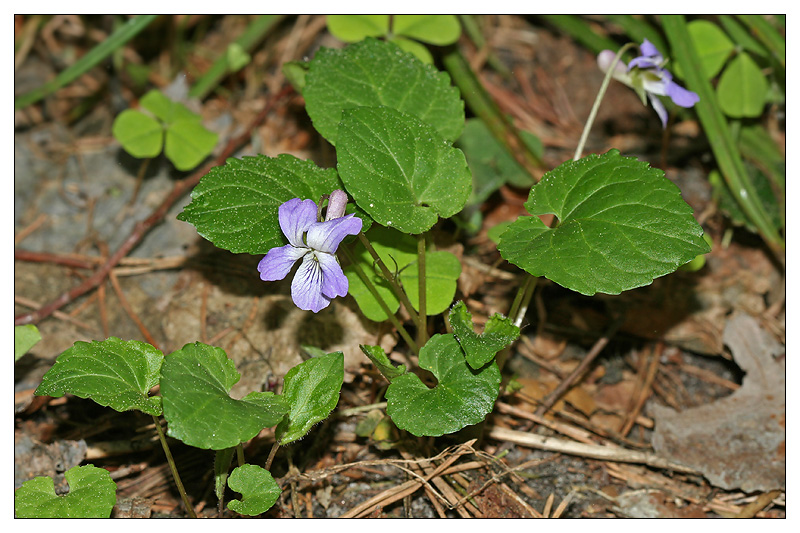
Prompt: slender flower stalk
<box><xmin>258</xmin><ymin>193</ymin><xmax>361</xmax><ymax>313</ymax></box>
<box><xmin>598</xmin><ymin>39</ymin><xmax>699</xmax><ymax>128</ymax></box>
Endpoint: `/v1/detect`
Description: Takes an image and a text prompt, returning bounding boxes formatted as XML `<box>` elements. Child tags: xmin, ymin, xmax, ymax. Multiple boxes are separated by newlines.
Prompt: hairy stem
<box><xmin>357</xmin><ymin>232</ymin><xmax>420</xmax><ymax>324</ymax></box>
<box><xmin>342</xmin><ymin>246</ymin><xmax>419</xmax><ymax>355</ymax></box>
<box><xmin>153</xmin><ymin>415</ymin><xmax>196</xmax><ymax>518</ymax></box>
<box><xmin>416</xmin><ymin>233</ymin><xmax>428</xmax><ymax>347</ymax></box>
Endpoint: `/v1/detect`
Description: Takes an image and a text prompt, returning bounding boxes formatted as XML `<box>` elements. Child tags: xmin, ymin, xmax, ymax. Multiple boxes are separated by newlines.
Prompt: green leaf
<box><xmin>393</xmin><ymin>15</ymin><xmax>461</xmax><ymax>46</ymax></box>
<box><xmin>457</xmin><ymin>118</ymin><xmax>541</xmax><ymax>204</ymax></box>
<box><xmin>327</xmin><ymin>15</ymin><xmax>388</xmax><ymax>42</ymax></box>
<box><xmin>389</xmin><ymin>36</ymin><xmax>434</xmax><ymax>64</ymax></box>
<box><xmin>15</xmin><ymin>324</ymin><xmax>41</xmax><ymax>361</ymax></box>
<box><xmin>275</xmin><ymin>351</ymin><xmax>344</xmax><ymax>445</ymax></box>
<box><xmin>227</xmin><ymin>464</ymin><xmax>281</xmax><ymax>516</ymax></box>
<box><xmin>15</xmin><ymin>465</ymin><xmax>116</xmax><ymax>518</ymax></box>
<box><xmin>448</xmin><ymin>301</ymin><xmax>519</xmax><ymax>369</ymax></box>
<box><xmin>399</xmin><ymin>251</ymin><xmax>462</xmax><ymax>315</ymax></box>
<box><xmin>177</xmin><ymin>154</ymin><xmax>341</xmax><ymax>254</ymax></box>
<box><xmin>226</xmin><ymin>42</ymin><xmax>251</xmax><ymax>72</ymax></box>
<box><xmin>360</xmin><ymin>344</ymin><xmax>406</xmax><ymax>382</ymax></box>
<box><xmin>343</xmin><ymin>226</ymin><xmax>457</xmax><ymax>321</ymax></box>
<box><xmin>111</xmin><ymin>109</ymin><xmax>163</xmax><ymax>158</ymax></box>
<box><xmin>719</xmin><ymin>15</ymin><xmax>769</xmax><ymax>58</ymax></box>
<box><xmin>160</xmin><ymin>342</ymin><xmax>289</xmax><ymax>449</ymax></box>
<box><xmin>302</xmin><ymin>38</ymin><xmax>464</xmax><ymax>145</ymax></box>
<box><xmin>386</xmin><ymin>334</ymin><xmax>500</xmax><ymax>437</ymax></box>
<box><xmin>164</xmin><ymin>118</ymin><xmax>219</xmax><ymax>171</ymax></box>
<box><xmin>674</xmin><ymin>20</ymin><xmax>735</xmax><ymax>79</ymax></box>
<box><xmin>282</xmin><ymin>60</ymin><xmax>309</xmax><ymax>92</ymax></box>
<box><xmin>497</xmin><ymin>150</ymin><xmax>710</xmax><ymax>296</ymax></box>
<box><xmin>35</xmin><ymin>337</ymin><xmax>163</xmax><ymax>415</ymax></box>
<box><xmin>337</xmin><ymin>106</ymin><xmax>471</xmax><ymax>234</ymax></box>
<box><xmin>717</xmin><ymin>52</ymin><xmax>769</xmax><ymax>118</ymax></box>
<box><xmin>140</xmin><ymin>89</ymin><xmax>199</xmax><ymax>124</ymax></box>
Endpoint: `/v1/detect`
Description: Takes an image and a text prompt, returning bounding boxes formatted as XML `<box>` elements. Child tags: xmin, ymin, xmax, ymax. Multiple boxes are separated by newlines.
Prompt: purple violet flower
<box><xmin>258</xmin><ymin>194</ymin><xmax>362</xmax><ymax>313</ymax></box>
<box><xmin>598</xmin><ymin>39</ymin><xmax>699</xmax><ymax>128</ymax></box>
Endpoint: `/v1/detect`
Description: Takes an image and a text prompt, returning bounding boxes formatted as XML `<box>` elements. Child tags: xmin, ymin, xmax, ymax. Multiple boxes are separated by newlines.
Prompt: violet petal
<box><xmin>258</xmin><ymin>245</ymin><xmax>307</xmax><ymax>281</ymax></box>
<box><xmin>291</xmin><ymin>253</ymin><xmax>330</xmax><ymax>313</ymax></box>
<box><xmin>306</xmin><ymin>214</ymin><xmax>363</xmax><ymax>254</ymax></box>
<box><xmin>665</xmin><ymin>81</ymin><xmax>700</xmax><ymax>108</ymax></box>
<box><xmin>279</xmin><ymin>198</ymin><xmax>318</xmax><ymax>247</ymax></box>
<box><xmin>648</xmin><ymin>93</ymin><xmax>669</xmax><ymax>128</ymax></box>
<box><xmin>317</xmin><ymin>253</ymin><xmax>349</xmax><ymax>299</ymax></box>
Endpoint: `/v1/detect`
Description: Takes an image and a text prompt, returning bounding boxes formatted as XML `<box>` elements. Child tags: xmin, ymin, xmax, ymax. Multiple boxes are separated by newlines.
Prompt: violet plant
<box><xmin>23</xmin><ymin>36</ymin><xmax>710</xmax><ymax>518</ymax></box>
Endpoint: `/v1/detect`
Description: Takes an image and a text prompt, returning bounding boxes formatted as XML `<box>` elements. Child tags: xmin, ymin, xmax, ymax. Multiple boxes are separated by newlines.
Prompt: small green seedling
<box><xmin>15</xmin><ymin>465</ymin><xmax>117</xmax><ymax>518</ymax></box>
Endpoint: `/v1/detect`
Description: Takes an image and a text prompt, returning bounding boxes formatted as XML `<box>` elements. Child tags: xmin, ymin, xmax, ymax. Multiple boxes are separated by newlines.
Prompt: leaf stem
<box><xmin>264</xmin><ymin>442</ymin><xmax>280</xmax><ymax>471</ymax></box>
<box><xmin>416</xmin><ymin>233</ymin><xmax>428</xmax><ymax>347</ymax></box>
<box><xmin>573</xmin><ymin>42</ymin><xmax>636</xmax><ymax>161</ymax></box>
<box><xmin>236</xmin><ymin>443</ymin><xmax>245</xmax><ymax>467</ymax></box>
<box><xmin>357</xmin><ymin>232</ymin><xmax>420</xmax><ymax>324</ymax></box>
<box><xmin>342</xmin><ymin>245</ymin><xmax>420</xmax><ymax>355</ymax></box>
<box><xmin>152</xmin><ymin>415</ymin><xmax>197</xmax><ymax>518</ymax></box>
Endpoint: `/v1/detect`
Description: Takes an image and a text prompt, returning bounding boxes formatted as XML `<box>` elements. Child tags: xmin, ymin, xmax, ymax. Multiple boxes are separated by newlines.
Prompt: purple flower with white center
<box><xmin>598</xmin><ymin>39</ymin><xmax>699</xmax><ymax>128</ymax></box>
<box><xmin>258</xmin><ymin>194</ymin><xmax>362</xmax><ymax>313</ymax></box>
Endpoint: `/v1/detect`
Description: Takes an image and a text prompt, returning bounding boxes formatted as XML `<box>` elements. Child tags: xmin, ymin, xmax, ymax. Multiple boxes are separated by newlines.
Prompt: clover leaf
<box><xmin>497</xmin><ymin>150</ymin><xmax>710</xmax><ymax>296</ymax></box>
<box><xmin>449</xmin><ymin>301</ymin><xmax>520</xmax><ymax>369</ymax></box>
<box><xmin>15</xmin><ymin>465</ymin><xmax>117</xmax><ymax>518</ymax></box>
<box><xmin>275</xmin><ymin>351</ymin><xmax>344</xmax><ymax>445</ymax></box>
<box><xmin>227</xmin><ymin>464</ymin><xmax>281</xmax><ymax>516</ymax></box>
<box><xmin>14</xmin><ymin>324</ymin><xmax>41</xmax><ymax>361</ymax></box>
<box><xmin>35</xmin><ymin>337</ymin><xmax>164</xmax><ymax>415</ymax></box>
<box><xmin>386</xmin><ymin>334</ymin><xmax>501</xmax><ymax>437</ymax></box>
<box><xmin>160</xmin><ymin>342</ymin><xmax>288</xmax><ymax>450</ymax></box>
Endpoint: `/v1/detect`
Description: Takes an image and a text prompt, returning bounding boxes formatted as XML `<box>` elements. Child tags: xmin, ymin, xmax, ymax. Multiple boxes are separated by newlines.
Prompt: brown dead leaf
<box><xmin>651</xmin><ymin>312</ymin><xmax>785</xmax><ymax>492</ymax></box>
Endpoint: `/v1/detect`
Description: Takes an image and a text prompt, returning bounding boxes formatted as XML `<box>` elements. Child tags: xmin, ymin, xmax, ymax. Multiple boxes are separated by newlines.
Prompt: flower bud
<box><xmin>325</xmin><ymin>189</ymin><xmax>348</xmax><ymax>221</ymax></box>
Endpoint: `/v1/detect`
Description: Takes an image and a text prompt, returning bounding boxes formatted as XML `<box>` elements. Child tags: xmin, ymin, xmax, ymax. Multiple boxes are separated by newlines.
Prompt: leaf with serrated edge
<box><xmin>35</xmin><ymin>337</ymin><xmax>163</xmax><ymax>415</ymax></box>
<box><xmin>275</xmin><ymin>352</ymin><xmax>344</xmax><ymax>445</ymax></box>
<box><xmin>360</xmin><ymin>344</ymin><xmax>406</xmax><ymax>382</ymax></box>
<box><xmin>227</xmin><ymin>464</ymin><xmax>281</xmax><ymax>516</ymax></box>
<box><xmin>337</xmin><ymin>106</ymin><xmax>471</xmax><ymax>234</ymax></box>
<box><xmin>160</xmin><ymin>343</ymin><xmax>288</xmax><ymax>450</ymax></box>
<box><xmin>303</xmin><ymin>38</ymin><xmax>464</xmax><ymax>145</ymax></box>
<box><xmin>386</xmin><ymin>334</ymin><xmax>500</xmax><ymax>437</ymax></box>
<box><xmin>449</xmin><ymin>301</ymin><xmax>519</xmax><ymax>369</ymax></box>
<box><xmin>177</xmin><ymin>154</ymin><xmax>342</xmax><ymax>254</ymax></box>
<box><xmin>14</xmin><ymin>465</ymin><xmax>117</xmax><ymax>518</ymax></box>
<box><xmin>498</xmin><ymin>150</ymin><xmax>710</xmax><ymax>296</ymax></box>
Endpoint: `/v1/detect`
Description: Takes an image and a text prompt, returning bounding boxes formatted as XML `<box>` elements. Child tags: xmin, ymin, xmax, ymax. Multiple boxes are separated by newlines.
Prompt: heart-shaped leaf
<box><xmin>112</xmin><ymin>109</ymin><xmax>163</xmax><ymax>158</ymax></box>
<box><xmin>392</xmin><ymin>15</ymin><xmax>461</xmax><ymax>46</ymax></box>
<box><xmin>674</xmin><ymin>20</ymin><xmax>735</xmax><ymax>79</ymax></box>
<box><xmin>399</xmin><ymin>251</ymin><xmax>462</xmax><ymax>315</ymax></box>
<box><xmin>449</xmin><ymin>301</ymin><xmax>520</xmax><ymax>369</ymax></box>
<box><xmin>717</xmin><ymin>52</ymin><xmax>769</xmax><ymax>118</ymax></box>
<box><xmin>164</xmin><ymin>118</ymin><xmax>219</xmax><ymax>171</ymax></box>
<box><xmin>386</xmin><ymin>333</ymin><xmax>501</xmax><ymax>437</ymax></box>
<box><xmin>497</xmin><ymin>150</ymin><xmax>710</xmax><ymax>296</ymax></box>
<box><xmin>15</xmin><ymin>465</ymin><xmax>117</xmax><ymax>518</ymax></box>
<box><xmin>177</xmin><ymin>154</ymin><xmax>342</xmax><ymax>254</ymax></box>
<box><xmin>15</xmin><ymin>324</ymin><xmax>41</xmax><ymax>361</ymax></box>
<box><xmin>327</xmin><ymin>14</ymin><xmax>388</xmax><ymax>42</ymax></box>
<box><xmin>337</xmin><ymin>106</ymin><xmax>471</xmax><ymax>234</ymax></box>
<box><xmin>275</xmin><ymin>351</ymin><xmax>344</xmax><ymax>445</ymax></box>
<box><xmin>160</xmin><ymin>342</ymin><xmax>289</xmax><ymax>450</ymax></box>
<box><xmin>227</xmin><ymin>464</ymin><xmax>281</xmax><ymax>516</ymax></box>
<box><xmin>302</xmin><ymin>38</ymin><xmax>464</xmax><ymax>145</ymax></box>
<box><xmin>140</xmin><ymin>89</ymin><xmax>200</xmax><ymax>124</ymax></box>
<box><xmin>35</xmin><ymin>337</ymin><xmax>163</xmax><ymax>415</ymax></box>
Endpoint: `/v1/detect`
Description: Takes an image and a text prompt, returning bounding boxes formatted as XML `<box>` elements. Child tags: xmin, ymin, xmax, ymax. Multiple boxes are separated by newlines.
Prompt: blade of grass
<box><xmin>736</xmin><ymin>15</ymin><xmax>785</xmax><ymax>68</ymax></box>
<box><xmin>603</xmin><ymin>15</ymin><xmax>666</xmax><ymax>54</ymax></box>
<box><xmin>441</xmin><ymin>47</ymin><xmax>544</xmax><ymax>180</ymax></box>
<box><xmin>188</xmin><ymin>15</ymin><xmax>285</xmax><ymax>100</ymax></box>
<box><xmin>661</xmin><ymin>15</ymin><xmax>784</xmax><ymax>257</ymax></box>
<box><xmin>538</xmin><ymin>15</ymin><xmax>620</xmax><ymax>55</ymax></box>
<box><xmin>14</xmin><ymin>14</ymin><xmax>159</xmax><ymax>110</ymax></box>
